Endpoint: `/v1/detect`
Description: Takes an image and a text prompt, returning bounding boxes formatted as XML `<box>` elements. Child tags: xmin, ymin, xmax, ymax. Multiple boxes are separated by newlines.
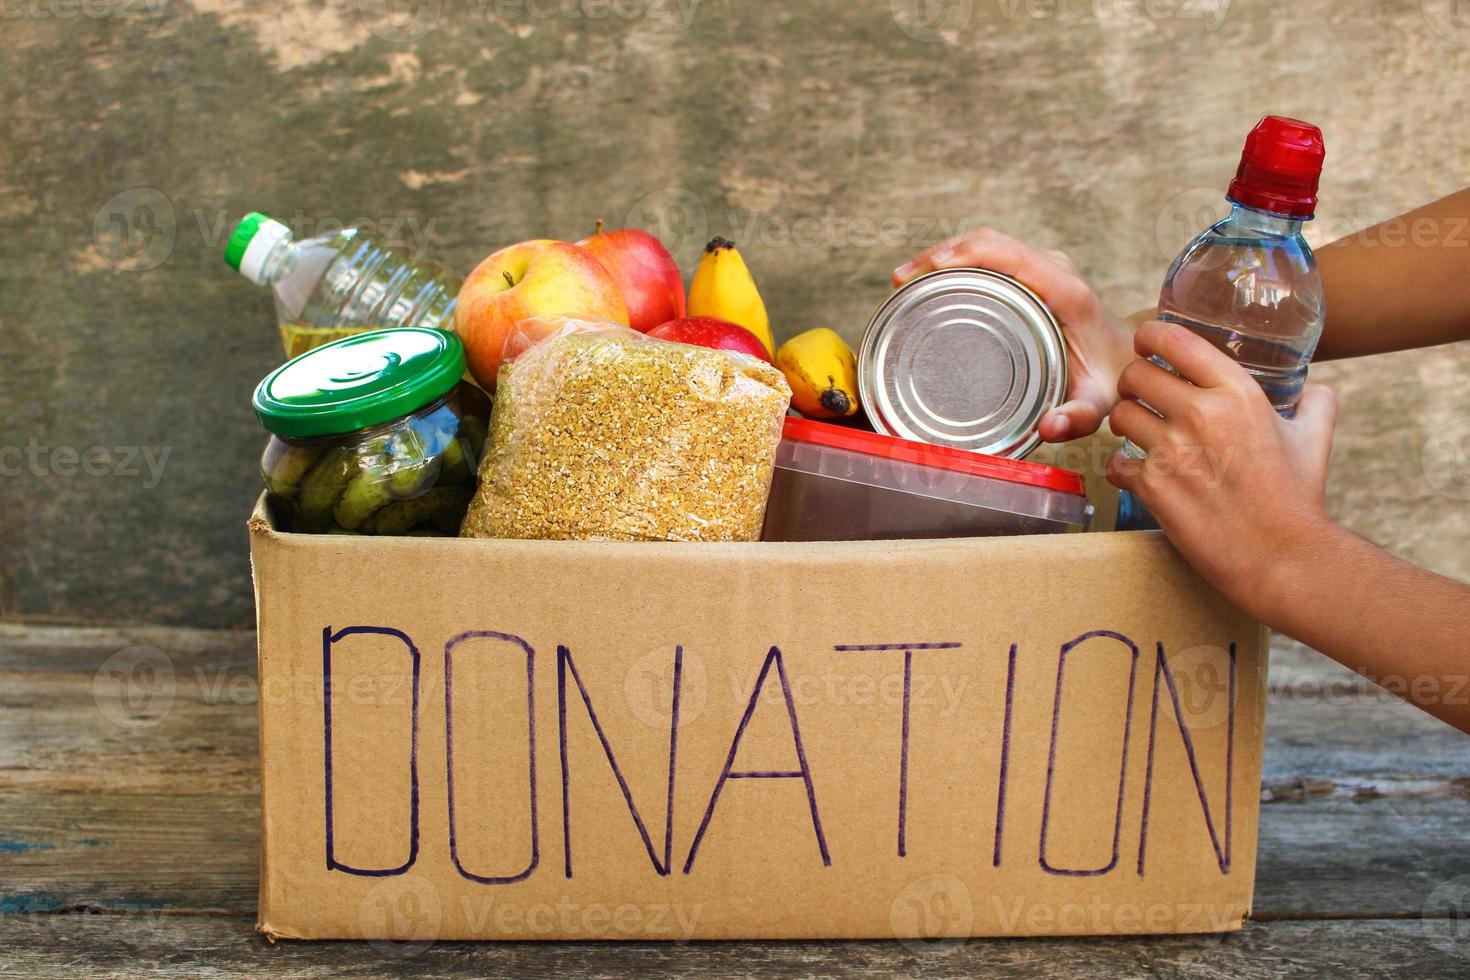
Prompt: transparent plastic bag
<box><xmin>460</xmin><ymin>318</ymin><xmax>791</xmax><ymax>542</ymax></box>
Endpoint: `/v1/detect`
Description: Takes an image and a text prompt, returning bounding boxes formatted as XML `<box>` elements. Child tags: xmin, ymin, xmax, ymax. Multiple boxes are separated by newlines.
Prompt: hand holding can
<box><xmin>892</xmin><ymin>228</ymin><xmax>1136</xmax><ymax>444</ymax></box>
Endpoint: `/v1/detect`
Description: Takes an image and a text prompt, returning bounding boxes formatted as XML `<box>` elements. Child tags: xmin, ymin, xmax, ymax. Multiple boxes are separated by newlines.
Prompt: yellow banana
<box><xmin>776</xmin><ymin>327</ymin><xmax>861</xmax><ymax>419</ymax></box>
<box><xmin>687</xmin><ymin>237</ymin><xmax>775</xmax><ymax>357</ymax></box>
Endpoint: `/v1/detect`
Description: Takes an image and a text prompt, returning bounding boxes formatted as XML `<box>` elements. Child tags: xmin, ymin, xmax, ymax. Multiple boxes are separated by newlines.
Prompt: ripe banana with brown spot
<box><xmin>776</xmin><ymin>327</ymin><xmax>861</xmax><ymax>419</ymax></box>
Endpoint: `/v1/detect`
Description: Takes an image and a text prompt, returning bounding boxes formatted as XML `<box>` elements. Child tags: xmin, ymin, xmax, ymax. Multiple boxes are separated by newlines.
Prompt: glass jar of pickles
<box><xmin>252</xmin><ymin>327</ymin><xmax>491</xmax><ymax>536</ymax></box>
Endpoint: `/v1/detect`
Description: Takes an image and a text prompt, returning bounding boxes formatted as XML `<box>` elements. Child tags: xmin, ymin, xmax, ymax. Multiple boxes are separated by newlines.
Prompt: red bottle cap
<box><xmin>1226</xmin><ymin>115</ymin><xmax>1325</xmax><ymax>218</ymax></box>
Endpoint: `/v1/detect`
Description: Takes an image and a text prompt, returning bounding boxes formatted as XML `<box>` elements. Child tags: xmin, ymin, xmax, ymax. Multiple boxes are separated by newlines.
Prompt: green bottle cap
<box><xmin>253</xmin><ymin>328</ymin><xmax>467</xmax><ymax>438</ymax></box>
<box><xmin>224</xmin><ymin>212</ymin><xmax>270</xmax><ymax>270</ymax></box>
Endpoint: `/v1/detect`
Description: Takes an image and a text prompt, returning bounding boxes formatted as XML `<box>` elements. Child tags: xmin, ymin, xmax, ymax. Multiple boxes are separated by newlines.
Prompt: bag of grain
<box><xmin>459</xmin><ymin>319</ymin><xmax>791</xmax><ymax>542</ymax></box>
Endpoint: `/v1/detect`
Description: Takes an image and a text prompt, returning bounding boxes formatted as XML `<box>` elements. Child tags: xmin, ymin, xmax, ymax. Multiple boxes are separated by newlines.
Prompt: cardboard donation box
<box><xmin>250</xmin><ymin>497</ymin><xmax>1267</xmax><ymax>941</ymax></box>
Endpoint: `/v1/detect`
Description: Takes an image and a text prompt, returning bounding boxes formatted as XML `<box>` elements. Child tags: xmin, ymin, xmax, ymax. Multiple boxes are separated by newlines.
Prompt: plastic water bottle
<box><xmin>224</xmin><ymin>211</ymin><xmax>462</xmax><ymax>359</ymax></box>
<box><xmin>1124</xmin><ymin>116</ymin><xmax>1326</xmax><ymax>461</ymax></box>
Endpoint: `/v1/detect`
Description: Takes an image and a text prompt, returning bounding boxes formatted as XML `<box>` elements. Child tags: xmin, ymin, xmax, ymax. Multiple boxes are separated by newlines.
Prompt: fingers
<box><xmin>1108</xmin><ymin>398</ymin><xmax>1169</xmax><ymax>451</ymax></box>
<box><xmin>1039</xmin><ymin>398</ymin><xmax>1104</xmax><ymax>443</ymax></box>
<box><xmin>892</xmin><ymin>229</ymin><xmax>1094</xmax><ymax>322</ymax></box>
<box><xmin>1294</xmin><ymin>382</ymin><xmax>1338</xmax><ymax>433</ymax></box>
<box><xmin>1133</xmin><ymin>320</ymin><xmax>1244</xmax><ymax>391</ymax></box>
<box><xmin>1116</xmin><ymin>358</ymin><xmax>1196</xmax><ymax>419</ymax></box>
<box><xmin>1291</xmin><ymin>383</ymin><xmax>1338</xmax><ymax>477</ymax></box>
<box><xmin>1106</xmin><ymin>448</ymin><xmax>1144</xmax><ymax>492</ymax></box>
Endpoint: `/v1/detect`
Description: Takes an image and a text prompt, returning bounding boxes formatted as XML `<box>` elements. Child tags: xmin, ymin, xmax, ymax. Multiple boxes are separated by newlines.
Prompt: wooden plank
<box><xmin>0</xmin><ymin>914</ymin><xmax>1465</xmax><ymax>978</ymax></box>
<box><xmin>0</xmin><ymin>794</ymin><xmax>257</xmax><ymax>916</ymax></box>
<box><xmin>1256</xmin><ymin>795</ymin><xmax>1470</xmax><ymax>918</ymax></box>
<box><xmin>0</xmin><ymin>625</ymin><xmax>258</xmax><ymax>795</ymax></box>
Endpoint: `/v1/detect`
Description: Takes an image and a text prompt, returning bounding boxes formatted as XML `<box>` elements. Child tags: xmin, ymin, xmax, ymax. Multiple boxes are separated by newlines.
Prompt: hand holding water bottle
<box><xmin>1106</xmin><ymin>320</ymin><xmax>1338</xmax><ymax>615</ymax></box>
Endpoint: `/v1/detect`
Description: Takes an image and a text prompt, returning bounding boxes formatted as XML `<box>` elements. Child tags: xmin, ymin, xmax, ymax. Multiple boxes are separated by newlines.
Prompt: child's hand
<box><xmin>1106</xmin><ymin>321</ymin><xmax>1339</xmax><ymax>620</ymax></box>
<box><xmin>894</xmin><ymin>228</ymin><xmax>1136</xmax><ymax>442</ymax></box>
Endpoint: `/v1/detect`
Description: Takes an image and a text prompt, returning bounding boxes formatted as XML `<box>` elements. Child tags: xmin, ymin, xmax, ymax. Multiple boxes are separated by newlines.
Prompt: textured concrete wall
<box><xmin>3</xmin><ymin>0</ymin><xmax>1468</xmax><ymax>627</ymax></box>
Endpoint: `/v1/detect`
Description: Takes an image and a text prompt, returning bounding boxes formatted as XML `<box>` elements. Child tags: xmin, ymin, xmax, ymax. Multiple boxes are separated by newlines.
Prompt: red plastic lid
<box><xmin>781</xmin><ymin>416</ymin><xmax>1086</xmax><ymax>495</ymax></box>
<box><xmin>1226</xmin><ymin>115</ymin><xmax>1325</xmax><ymax>218</ymax></box>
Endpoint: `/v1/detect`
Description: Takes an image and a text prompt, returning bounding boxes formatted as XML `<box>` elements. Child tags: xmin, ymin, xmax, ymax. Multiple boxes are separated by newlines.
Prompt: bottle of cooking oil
<box><xmin>224</xmin><ymin>211</ymin><xmax>462</xmax><ymax>360</ymax></box>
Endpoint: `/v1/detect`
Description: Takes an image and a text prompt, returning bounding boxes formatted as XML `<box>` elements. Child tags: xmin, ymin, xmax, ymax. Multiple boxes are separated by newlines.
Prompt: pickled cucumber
<box><xmin>262</xmin><ymin>442</ymin><xmax>323</xmax><ymax>498</ymax></box>
<box><xmin>296</xmin><ymin>448</ymin><xmax>358</xmax><ymax>533</ymax></box>
<box><xmin>386</xmin><ymin>426</ymin><xmax>442</xmax><ymax>498</ymax></box>
<box><xmin>364</xmin><ymin>486</ymin><xmax>473</xmax><ymax>535</ymax></box>
<box><xmin>333</xmin><ymin>453</ymin><xmax>394</xmax><ymax>529</ymax></box>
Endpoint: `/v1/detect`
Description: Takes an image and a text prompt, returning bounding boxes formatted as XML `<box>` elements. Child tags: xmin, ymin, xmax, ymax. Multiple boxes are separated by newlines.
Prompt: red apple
<box><xmin>455</xmin><ymin>239</ymin><xmax>629</xmax><ymax>386</ymax></box>
<box><xmin>576</xmin><ymin>223</ymin><xmax>685</xmax><ymax>333</ymax></box>
<box><xmin>648</xmin><ymin>316</ymin><xmax>773</xmax><ymax>364</ymax></box>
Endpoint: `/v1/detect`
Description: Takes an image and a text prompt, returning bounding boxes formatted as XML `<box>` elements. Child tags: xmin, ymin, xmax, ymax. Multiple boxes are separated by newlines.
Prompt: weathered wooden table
<box><xmin>3</xmin><ymin>623</ymin><xmax>1467</xmax><ymax>977</ymax></box>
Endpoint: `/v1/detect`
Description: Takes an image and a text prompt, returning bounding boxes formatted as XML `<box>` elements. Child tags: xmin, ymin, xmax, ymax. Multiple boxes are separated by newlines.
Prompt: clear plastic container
<box><xmin>225</xmin><ymin>211</ymin><xmax>462</xmax><ymax>359</ymax></box>
<box><xmin>761</xmin><ymin>417</ymin><xmax>1091</xmax><ymax>542</ymax></box>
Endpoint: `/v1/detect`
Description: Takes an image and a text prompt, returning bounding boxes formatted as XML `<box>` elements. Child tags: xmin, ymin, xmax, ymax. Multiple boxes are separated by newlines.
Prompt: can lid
<box><xmin>253</xmin><ymin>327</ymin><xmax>465</xmax><ymax>437</ymax></box>
<box><xmin>1226</xmin><ymin>115</ymin><xmax>1325</xmax><ymax>219</ymax></box>
<box><xmin>781</xmin><ymin>416</ymin><xmax>1085</xmax><ymax>495</ymax></box>
<box><xmin>858</xmin><ymin>268</ymin><xmax>1068</xmax><ymax>458</ymax></box>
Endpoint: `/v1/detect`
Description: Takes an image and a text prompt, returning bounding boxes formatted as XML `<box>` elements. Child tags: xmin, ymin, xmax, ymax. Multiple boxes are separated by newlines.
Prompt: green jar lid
<box><xmin>253</xmin><ymin>327</ymin><xmax>466</xmax><ymax>438</ymax></box>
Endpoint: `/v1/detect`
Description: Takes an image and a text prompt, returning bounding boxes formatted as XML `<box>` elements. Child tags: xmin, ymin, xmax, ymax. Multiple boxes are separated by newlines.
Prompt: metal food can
<box><xmin>858</xmin><ymin>268</ymin><xmax>1068</xmax><ymax>459</ymax></box>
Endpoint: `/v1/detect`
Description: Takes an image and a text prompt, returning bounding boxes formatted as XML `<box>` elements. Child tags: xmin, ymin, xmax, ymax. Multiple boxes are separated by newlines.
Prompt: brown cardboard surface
<box><xmin>250</xmin><ymin>496</ymin><xmax>1266</xmax><ymax>941</ymax></box>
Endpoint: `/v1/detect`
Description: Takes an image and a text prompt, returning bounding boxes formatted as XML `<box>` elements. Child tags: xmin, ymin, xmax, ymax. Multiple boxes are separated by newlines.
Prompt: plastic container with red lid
<box><xmin>761</xmin><ymin>417</ymin><xmax>1092</xmax><ymax>542</ymax></box>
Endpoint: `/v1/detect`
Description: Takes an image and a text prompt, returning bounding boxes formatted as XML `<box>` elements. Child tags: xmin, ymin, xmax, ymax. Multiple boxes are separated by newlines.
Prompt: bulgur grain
<box><xmin>459</xmin><ymin>332</ymin><xmax>791</xmax><ymax>542</ymax></box>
